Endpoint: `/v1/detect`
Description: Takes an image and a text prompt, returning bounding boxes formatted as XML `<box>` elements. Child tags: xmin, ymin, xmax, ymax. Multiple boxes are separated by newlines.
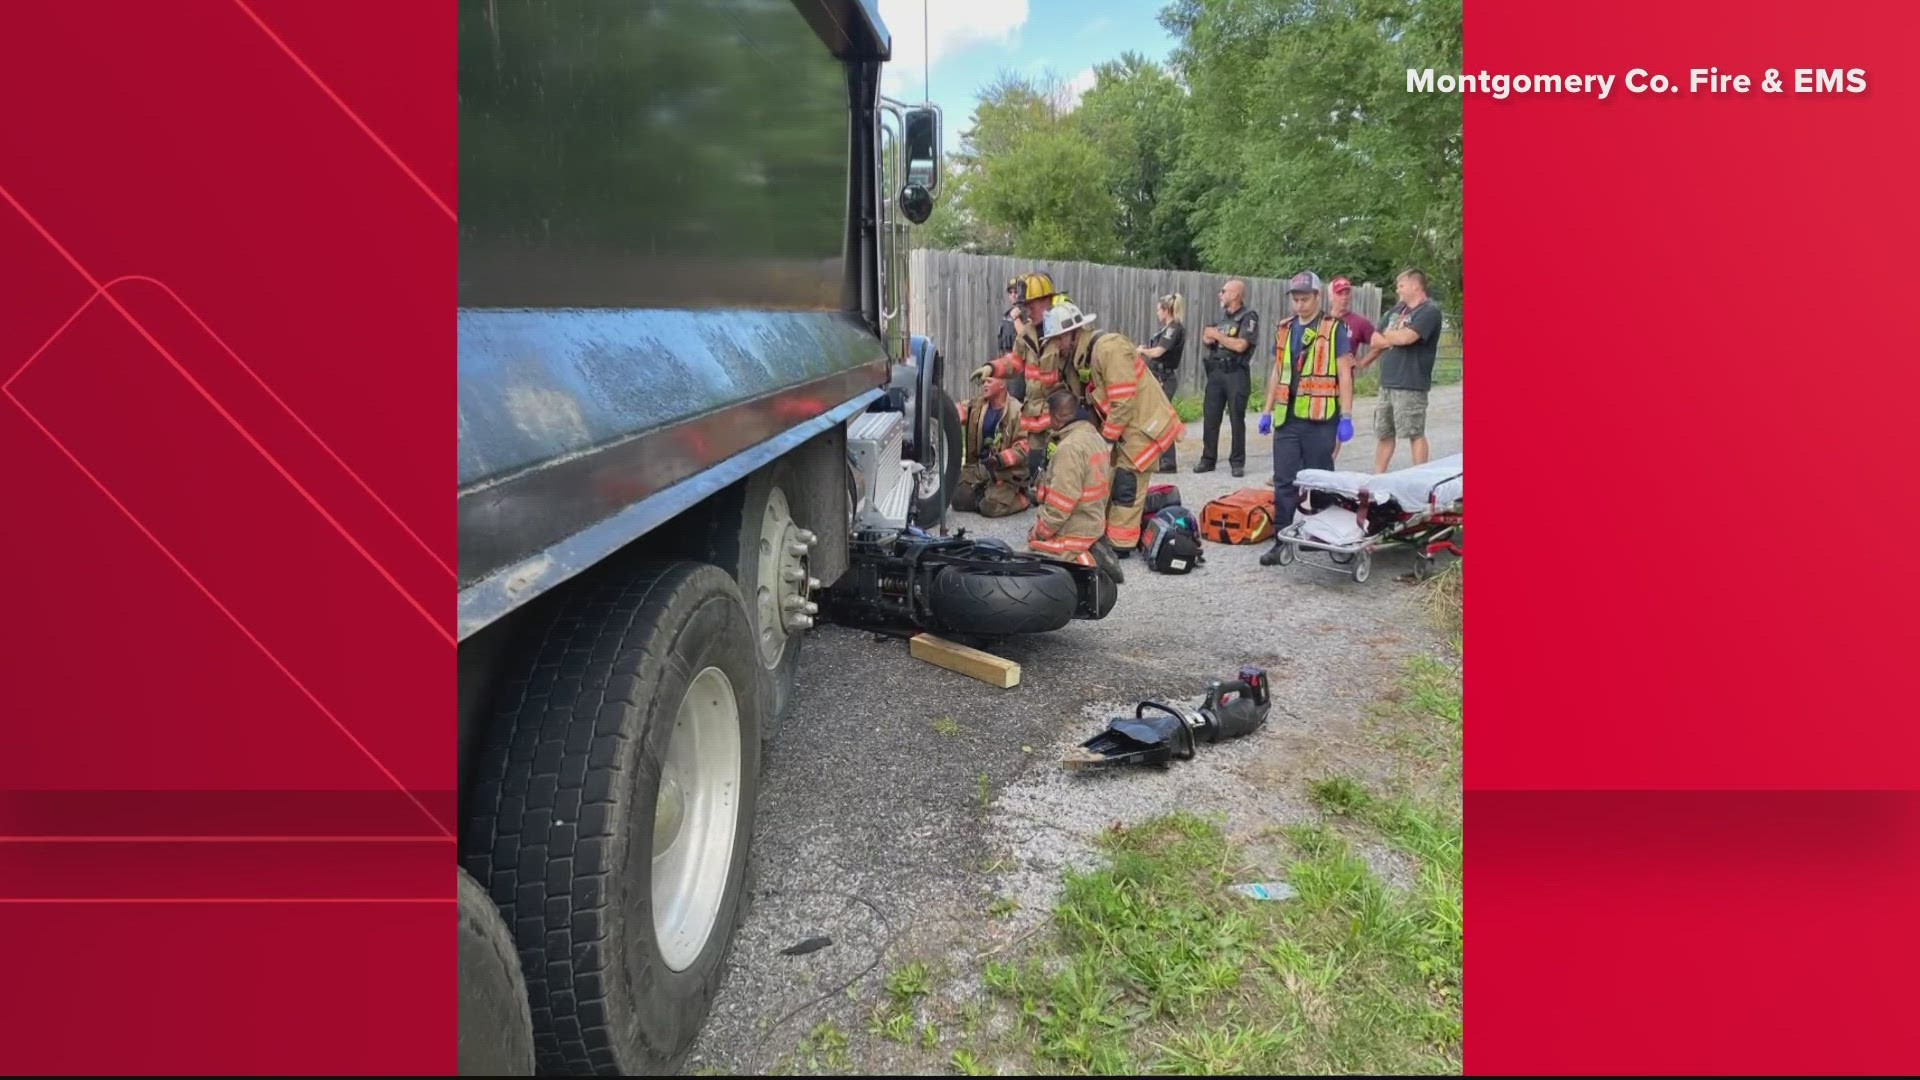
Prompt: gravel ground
<box><xmin>685</xmin><ymin>385</ymin><xmax>1463</xmax><ymax>1074</ymax></box>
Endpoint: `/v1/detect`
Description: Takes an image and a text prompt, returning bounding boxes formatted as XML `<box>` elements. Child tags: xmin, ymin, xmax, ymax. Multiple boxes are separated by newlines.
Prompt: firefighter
<box><xmin>951</xmin><ymin>374</ymin><xmax>1033</xmax><ymax>518</ymax></box>
<box><xmin>1028</xmin><ymin>389</ymin><xmax>1126</xmax><ymax>583</ymax></box>
<box><xmin>993</xmin><ymin>278</ymin><xmax>1028</xmax><ymax>401</ymax></box>
<box><xmin>971</xmin><ymin>272</ymin><xmax>1076</xmax><ymax>471</ymax></box>
<box><xmin>1037</xmin><ymin>300</ymin><xmax>1185</xmax><ymax>557</ymax></box>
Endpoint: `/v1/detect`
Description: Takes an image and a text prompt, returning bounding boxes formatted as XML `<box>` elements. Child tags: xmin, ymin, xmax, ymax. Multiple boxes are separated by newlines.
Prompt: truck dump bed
<box><xmin>456</xmin><ymin>0</ymin><xmax>892</xmax><ymax>634</ymax></box>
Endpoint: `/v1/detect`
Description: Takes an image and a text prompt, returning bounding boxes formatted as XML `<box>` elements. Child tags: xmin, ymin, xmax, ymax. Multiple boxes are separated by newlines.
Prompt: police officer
<box><xmin>1137</xmin><ymin>292</ymin><xmax>1187</xmax><ymax>472</ymax></box>
<box><xmin>1196</xmin><ymin>279</ymin><xmax>1258</xmax><ymax>477</ymax></box>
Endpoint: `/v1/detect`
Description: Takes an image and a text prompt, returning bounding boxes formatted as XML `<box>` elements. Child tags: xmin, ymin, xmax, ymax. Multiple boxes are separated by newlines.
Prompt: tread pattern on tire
<box><xmin>928</xmin><ymin>563</ymin><xmax>1078</xmax><ymax>635</ymax></box>
<box><xmin>462</xmin><ymin>562</ymin><xmax>759</xmax><ymax>1076</ymax></box>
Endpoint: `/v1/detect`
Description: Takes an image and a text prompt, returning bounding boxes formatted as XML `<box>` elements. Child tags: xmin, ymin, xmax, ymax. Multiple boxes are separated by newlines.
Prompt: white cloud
<box><xmin>1063</xmin><ymin>66</ymin><xmax>1099</xmax><ymax>109</ymax></box>
<box><xmin>877</xmin><ymin>0</ymin><xmax>1029</xmax><ymax>98</ymax></box>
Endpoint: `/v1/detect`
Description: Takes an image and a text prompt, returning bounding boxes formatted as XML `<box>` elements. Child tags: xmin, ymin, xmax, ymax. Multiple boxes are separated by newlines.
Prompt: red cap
<box><xmin>1329</xmin><ymin>277</ymin><xmax>1353</xmax><ymax>294</ymax></box>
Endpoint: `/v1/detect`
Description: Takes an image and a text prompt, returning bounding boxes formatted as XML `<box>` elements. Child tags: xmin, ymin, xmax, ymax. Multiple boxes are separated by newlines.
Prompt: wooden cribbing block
<box><xmin>910</xmin><ymin>633</ymin><xmax>1021</xmax><ymax>689</ymax></box>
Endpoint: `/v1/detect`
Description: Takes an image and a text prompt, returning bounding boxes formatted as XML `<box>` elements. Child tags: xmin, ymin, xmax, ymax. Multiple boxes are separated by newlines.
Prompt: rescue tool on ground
<box><xmin>1063</xmin><ymin>667</ymin><xmax>1273</xmax><ymax>771</ymax></box>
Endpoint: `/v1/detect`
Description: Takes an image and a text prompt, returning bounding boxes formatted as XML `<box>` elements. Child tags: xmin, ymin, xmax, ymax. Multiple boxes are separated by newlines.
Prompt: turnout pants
<box><xmin>1200</xmin><ymin>363</ymin><xmax>1251</xmax><ymax>468</ymax></box>
<box><xmin>1271</xmin><ymin>418</ymin><xmax>1339</xmax><ymax>525</ymax></box>
<box><xmin>954</xmin><ymin>462</ymin><xmax>1032</xmax><ymax>518</ymax></box>
<box><xmin>1105</xmin><ymin>455</ymin><xmax>1158</xmax><ymax>549</ymax></box>
<box><xmin>1150</xmin><ymin>362</ymin><xmax>1179</xmax><ymax>471</ymax></box>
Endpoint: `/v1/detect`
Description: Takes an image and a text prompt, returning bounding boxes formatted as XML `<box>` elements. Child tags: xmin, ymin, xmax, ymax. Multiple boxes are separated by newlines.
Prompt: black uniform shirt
<box><xmin>1206</xmin><ymin>305</ymin><xmax>1259</xmax><ymax>369</ymax></box>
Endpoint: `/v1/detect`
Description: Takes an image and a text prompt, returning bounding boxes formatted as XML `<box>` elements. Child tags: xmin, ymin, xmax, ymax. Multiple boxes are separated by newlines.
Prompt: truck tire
<box><xmin>927</xmin><ymin>561</ymin><xmax>1078</xmax><ymax>635</ymax></box>
<box><xmin>464</xmin><ymin>562</ymin><xmax>764</xmax><ymax>1076</ymax></box>
<box><xmin>914</xmin><ymin>384</ymin><xmax>963</xmax><ymax>529</ymax></box>
<box><xmin>459</xmin><ymin>866</ymin><xmax>536</xmax><ymax>1076</ymax></box>
<box><xmin>705</xmin><ymin>461</ymin><xmax>811</xmax><ymax>734</ymax></box>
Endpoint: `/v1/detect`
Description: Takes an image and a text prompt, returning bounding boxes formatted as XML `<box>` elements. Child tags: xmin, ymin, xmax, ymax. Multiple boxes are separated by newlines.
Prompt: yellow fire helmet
<box><xmin>1016</xmin><ymin>272</ymin><xmax>1059</xmax><ymax>303</ymax></box>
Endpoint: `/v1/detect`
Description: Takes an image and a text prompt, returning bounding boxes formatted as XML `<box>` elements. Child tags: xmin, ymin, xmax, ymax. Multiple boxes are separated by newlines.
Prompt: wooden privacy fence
<box><xmin>909</xmin><ymin>250</ymin><xmax>1387</xmax><ymax>404</ymax></box>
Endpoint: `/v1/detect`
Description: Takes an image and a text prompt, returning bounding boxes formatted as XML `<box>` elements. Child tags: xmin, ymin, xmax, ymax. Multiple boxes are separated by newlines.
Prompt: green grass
<box><xmin>792</xmin><ymin>1020</ymin><xmax>852</xmax><ymax>1073</ymax></box>
<box><xmin>866</xmin><ymin>961</ymin><xmax>938</xmax><ymax>1050</ymax></box>
<box><xmin>969</xmin><ymin>810</ymin><xmax>1462</xmax><ymax>1074</ymax></box>
<box><xmin>933</xmin><ymin>716</ymin><xmax>961</xmax><ymax>737</ymax></box>
<box><xmin>887</xmin><ymin>961</ymin><xmax>934</xmax><ymax>1004</ymax></box>
<box><xmin>949</xmin><ymin>1048</ymin><xmax>994</xmax><ymax>1075</ymax></box>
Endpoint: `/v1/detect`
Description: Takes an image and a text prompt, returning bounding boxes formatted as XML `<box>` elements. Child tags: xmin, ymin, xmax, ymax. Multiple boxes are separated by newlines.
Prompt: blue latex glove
<box><xmin>1337</xmin><ymin>416</ymin><xmax>1354</xmax><ymax>442</ymax></box>
<box><xmin>1257</xmin><ymin>412</ymin><xmax>1273</xmax><ymax>436</ymax></box>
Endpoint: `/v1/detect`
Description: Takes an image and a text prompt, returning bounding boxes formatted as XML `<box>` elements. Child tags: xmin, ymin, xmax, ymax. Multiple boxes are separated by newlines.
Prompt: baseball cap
<box><xmin>1287</xmin><ymin>271</ymin><xmax>1324</xmax><ymax>294</ymax></box>
<box><xmin>1329</xmin><ymin>277</ymin><xmax>1353</xmax><ymax>294</ymax></box>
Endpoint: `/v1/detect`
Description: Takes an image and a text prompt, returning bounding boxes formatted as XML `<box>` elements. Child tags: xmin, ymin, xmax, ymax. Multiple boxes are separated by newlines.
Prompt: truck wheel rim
<box><xmin>755</xmin><ymin>486</ymin><xmax>806</xmax><ymax>669</ymax></box>
<box><xmin>651</xmin><ymin>666</ymin><xmax>742</xmax><ymax>973</ymax></box>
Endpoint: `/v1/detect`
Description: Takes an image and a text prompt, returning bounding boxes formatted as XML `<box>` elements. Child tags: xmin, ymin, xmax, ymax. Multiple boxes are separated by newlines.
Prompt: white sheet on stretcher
<box><xmin>1300</xmin><ymin>512</ymin><xmax>1368</xmax><ymax>546</ymax></box>
<box><xmin>1294</xmin><ymin>453</ymin><xmax>1463</xmax><ymax>509</ymax></box>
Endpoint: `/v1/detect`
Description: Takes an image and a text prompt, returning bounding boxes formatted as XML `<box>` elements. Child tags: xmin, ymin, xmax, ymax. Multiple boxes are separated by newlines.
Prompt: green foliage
<box><xmin>1167</xmin><ymin>0</ymin><xmax>1462</xmax><ymax>310</ymax></box>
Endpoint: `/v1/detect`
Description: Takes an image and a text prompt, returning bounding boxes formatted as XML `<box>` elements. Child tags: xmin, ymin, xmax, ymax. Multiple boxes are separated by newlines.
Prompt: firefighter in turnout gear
<box><xmin>1039</xmin><ymin>300</ymin><xmax>1186</xmax><ymax>556</ymax></box>
<box><xmin>952</xmin><ymin>374</ymin><xmax>1033</xmax><ymax>517</ymax></box>
<box><xmin>972</xmin><ymin>272</ymin><xmax>1078</xmax><ymax>474</ymax></box>
<box><xmin>1028</xmin><ymin>390</ymin><xmax>1127</xmax><ymax>583</ymax></box>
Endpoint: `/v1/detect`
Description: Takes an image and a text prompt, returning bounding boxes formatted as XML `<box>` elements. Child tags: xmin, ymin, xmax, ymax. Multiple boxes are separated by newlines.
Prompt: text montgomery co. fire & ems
<box><xmin>1407</xmin><ymin>68</ymin><xmax>1868</xmax><ymax>101</ymax></box>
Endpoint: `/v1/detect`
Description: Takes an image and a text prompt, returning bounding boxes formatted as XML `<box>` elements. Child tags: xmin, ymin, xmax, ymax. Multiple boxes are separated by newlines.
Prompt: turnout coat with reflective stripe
<box><xmin>987</xmin><ymin>323</ymin><xmax>1080</xmax><ymax>436</ymax></box>
<box><xmin>1028</xmin><ymin>419</ymin><xmax>1111</xmax><ymax>566</ymax></box>
<box><xmin>962</xmin><ymin>390</ymin><xmax>1031</xmax><ymax>474</ymax></box>
<box><xmin>1072</xmin><ymin>330</ymin><xmax>1185</xmax><ymax>473</ymax></box>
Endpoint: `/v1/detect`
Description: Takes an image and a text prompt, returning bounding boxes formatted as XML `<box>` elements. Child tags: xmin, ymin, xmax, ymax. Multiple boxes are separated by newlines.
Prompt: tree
<box><xmin>1163</xmin><ymin>0</ymin><xmax>1462</xmax><ymax>312</ymax></box>
<box><xmin>1073</xmin><ymin>53</ymin><xmax>1199</xmax><ymax>269</ymax></box>
<box><xmin>922</xmin><ymin>70</ymin><xmax>1122</xmax><ymax>261</ymax></box>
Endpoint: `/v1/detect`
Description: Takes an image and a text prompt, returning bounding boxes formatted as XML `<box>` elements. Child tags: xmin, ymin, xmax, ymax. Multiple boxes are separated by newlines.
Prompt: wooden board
<box><xmin>910</xmin><ymin>633</ymin><xmax>1021</xmax><ymax>689</ymax></box>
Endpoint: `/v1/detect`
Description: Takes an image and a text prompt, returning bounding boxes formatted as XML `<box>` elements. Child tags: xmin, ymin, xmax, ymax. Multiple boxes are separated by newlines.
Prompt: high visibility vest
<box><xmin>1274</xmin><ymin>316</ymin><xmax>1342</xmax><ymax>423</ymax></box>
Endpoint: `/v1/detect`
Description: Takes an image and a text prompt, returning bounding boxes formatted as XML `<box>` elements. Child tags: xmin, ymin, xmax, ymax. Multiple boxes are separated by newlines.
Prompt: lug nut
<box><xmin>783</xmin><ymin>595</ymin><xmax>809</xmax><ymax>611</ymax></box>
<box><xmin>787</xmin><ymin>543</ymin><xmax>810</xmax><ymax>557</ymax></box>
<box><xmin>795</xmin><ymin>529</ymin><xmax>818</xmax><ymax>546</ymax></box>
<box><xmin>803</xmin><ymin>601</ymin><xmax>819</xmax><ymax>616</ymax></box>
<box><xmin>783</xmin><ymin>568</ymin><xmax>807</xmax><ymax>583</ymax></box>
<box><xmin>785</xmin><ymin>614</ymin><xmax>815</xmax><ymax>631</ymax></box>
<box><xmin>807</xmin><ymin>576</ymin><xmax>821</xmax><ymax>592</ymax></box>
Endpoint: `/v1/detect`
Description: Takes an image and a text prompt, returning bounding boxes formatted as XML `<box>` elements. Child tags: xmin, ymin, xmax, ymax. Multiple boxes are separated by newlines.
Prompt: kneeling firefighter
<box><xmin>1038</xmin><ymin>300</ymin><xmax>1186</xmax><ymax>557</ymax></box>
<box><xmin>952</xmin><ymin>374</ymin><xmax>1033</xmax><ymax>517</ymax></box>
<box><xmin>1028</xmin><ymin>389</ymin><xmax>1126</xmax><ymax>584</ymax></box>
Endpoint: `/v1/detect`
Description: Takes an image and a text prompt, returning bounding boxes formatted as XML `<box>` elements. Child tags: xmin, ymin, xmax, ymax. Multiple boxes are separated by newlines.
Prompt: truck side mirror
<box><xmin>904</xmin><ymin>106</ymin><xmax>940</xmax><ymax>193</ymax></box>
<box><xmin>898</xmin><ymin>182</ymin><xmax>933</xmax><ymax>224</ymax></box>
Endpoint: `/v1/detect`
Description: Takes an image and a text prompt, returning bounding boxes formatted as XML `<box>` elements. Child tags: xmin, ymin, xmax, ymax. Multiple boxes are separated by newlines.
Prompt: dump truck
<box><xmin>454</xmin><ymin>3</ymin><xmax>1113</xmax><ymax>1074</ymax></box>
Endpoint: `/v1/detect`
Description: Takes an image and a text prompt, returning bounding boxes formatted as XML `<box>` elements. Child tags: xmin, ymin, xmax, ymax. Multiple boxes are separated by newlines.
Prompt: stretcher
<box><xmin>1272</xmin><ymin>454</ymin><xmax>1463</xmax><ymax>582</ymax></box>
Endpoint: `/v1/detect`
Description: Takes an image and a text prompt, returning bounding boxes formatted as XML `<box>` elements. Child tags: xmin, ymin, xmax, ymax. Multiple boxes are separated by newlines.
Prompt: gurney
<box><xmin>1272</xmin><ymin>454</ymin><xmax>1463</xmax><ymax>582</ymax></box>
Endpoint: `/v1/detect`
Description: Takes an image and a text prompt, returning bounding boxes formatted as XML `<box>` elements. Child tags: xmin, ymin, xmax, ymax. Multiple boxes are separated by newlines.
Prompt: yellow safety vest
<box><xmin>1274</xmin><ymin>316</ymin><xmax>1342</xmax><ymax>423</ymax></box>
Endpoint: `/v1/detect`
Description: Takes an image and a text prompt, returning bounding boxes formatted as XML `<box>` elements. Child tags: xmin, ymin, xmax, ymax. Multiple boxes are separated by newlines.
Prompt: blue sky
<box><xmin>875</xmin><ymin>0</ymin><xmax>1180</xmax><ymax>143</ymax></box>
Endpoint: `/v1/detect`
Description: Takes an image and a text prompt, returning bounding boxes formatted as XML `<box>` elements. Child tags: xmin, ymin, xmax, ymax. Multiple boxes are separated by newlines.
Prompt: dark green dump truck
<box><xmin>453</xmin><ymin>3</ymin><xmax>1112</xmax><ymax>1074</ymax></box>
